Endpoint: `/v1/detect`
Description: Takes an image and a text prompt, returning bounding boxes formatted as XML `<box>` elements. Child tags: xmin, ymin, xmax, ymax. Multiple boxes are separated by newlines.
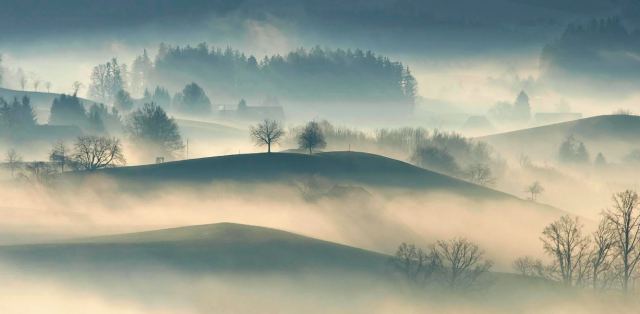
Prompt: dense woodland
<box><xmin>136</xmin><ymin>44</ymin><xmax>416</xmax><ymax>107</ymax></box>
<box><xmin>541</xmin><ymin>17</ymin><xmax>640</xmax><ymax>79</ymax></box>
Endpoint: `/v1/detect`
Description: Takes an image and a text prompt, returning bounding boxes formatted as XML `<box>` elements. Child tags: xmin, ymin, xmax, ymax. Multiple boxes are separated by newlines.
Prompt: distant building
<box><xmin>534</xmin><ymin>112</ymin><xmax>582</xmax><ymax>125</ymax></box>
<box><xmin>217</xmin><ymin>99</ymin><xmax>285</xmax><ymax>121</ymax></box>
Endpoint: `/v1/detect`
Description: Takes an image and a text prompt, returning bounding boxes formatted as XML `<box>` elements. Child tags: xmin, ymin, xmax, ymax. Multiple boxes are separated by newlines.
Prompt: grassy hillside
<box><xmin>68</xmin><ymin>151</ymin><xmax>523</xmax><ymax>200</ymax></box>
<box><xmin>480</xmin><ymin>115</ymin><xmax>640</xmax><ymax>160</ymax></box>
<box><xmin>174</xmin><ymin>118</ymin><xmax>246</xmax><ymax>141</ymax></box>
<box><xmin>0</xmin><ymin>222</ymin><xmax>389</xmax><ymax>274</ymax></box>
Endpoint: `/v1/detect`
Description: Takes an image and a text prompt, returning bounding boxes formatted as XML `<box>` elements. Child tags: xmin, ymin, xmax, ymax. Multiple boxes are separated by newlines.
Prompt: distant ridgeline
<box><xmin>142</xmin><ymin>44</ymin><xmax>417</xmax><ymax>111</ymax></box>
<box><xmin>541</xmin><ymin>17</ymin><xmax>640</xmax><ymax>80</ymax></box>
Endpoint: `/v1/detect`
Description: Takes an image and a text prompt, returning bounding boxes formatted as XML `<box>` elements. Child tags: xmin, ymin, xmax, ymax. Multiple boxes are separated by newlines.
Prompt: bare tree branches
<box><xmin>541</xmin><ymin>215</ymin><xmax>591</xmax><ymax>287</ymax></box>
<box><xmin>250</xmin><ymin>119</ymin><xmax>285</xmax><ymax>153</ymax></box>
<box><xmin>391</xmin><ymin>238</ymin><xmax>492</xmax><ymax>291</ymax></box>
<box><xmin>435</xmin><ymin>238</ymin><xmax>493</xmax><ymax>289</ymax></box>
<box><xmin>604</xmin><ymin>190</ymin><xmax>640</xmax><ymax>292</ymax></box>
<box><xmin>4</xmin><ymin>148</ymin><xmax>22</xmax><ymax>177</ymax></box>
<box><xmin>466</xmin><ymin>163</ymin><xmax>495</xmax><ymax>186</ymax></box>
<box><xmin>589</xmin><ymin>219</ymin><xmax>616</xmax><ymax>290</ymax></box>
<box><xmin>392</xmin><ymin>243</ymin><xmax>441</xmax><ymax>286</ymax></box>
<box><xmin>526</xmin><ymin>181</ymin><xmax>544</xmax><ymax>201</ymax></box>
<box><xmin>71</xmin><ymin>136</ymin><xmax>125</xmax><ymax>171</ymax></box>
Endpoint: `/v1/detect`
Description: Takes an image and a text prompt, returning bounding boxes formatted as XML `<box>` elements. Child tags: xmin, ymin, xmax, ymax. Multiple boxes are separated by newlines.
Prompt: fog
<box><xmin>2</xmin><ymin>1</ymin><xmax>640</xmax><ymax>313</ymax></box>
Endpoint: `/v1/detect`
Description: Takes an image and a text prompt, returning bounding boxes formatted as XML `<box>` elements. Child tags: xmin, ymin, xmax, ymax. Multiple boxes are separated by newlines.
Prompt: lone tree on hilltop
<box><xmin>297</xmin><ymin>121</ymin><xmax>326</xmax><ymax>154</ymax></box>
<box><xmin>251</xmin><ymin>119</ymin><xmax>285</xmax><ymax>153</ymax></box>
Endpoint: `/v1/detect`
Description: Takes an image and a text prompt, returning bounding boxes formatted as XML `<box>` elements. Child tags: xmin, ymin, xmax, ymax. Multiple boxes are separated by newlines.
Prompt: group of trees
<box><xmin>515</xmin><ymin>190</ymin><xmax>640</xmax><ymax>292</ymax></box>
<box><xmin>558</xmin><ymin>135</ymin><xmax>589</xmax><ymax>164</ymax></box>
<box><xmin>4</xmin><ymin>135</ymin><xmax>126</xmax><ymax>180</ymax></box>
<box><xmin>391</xmin><ymin>238</ymin><xmax>492</xmax><ymax>290</ymax></box>
<box><xmin>88</xmin><ymin>58</ymin><xmax>127</xmax><ymax>104</ymax></box>
<box><xmin>541</xmin><ymin>17</ymin><xmax>640</xmax><ymax>80</ymax></box>
<box><xmin>410</xmin><ymin>131</ymin><xmax>503</xmax><ymax>184</ymax></box>
<box><xmin>250</xmin><ymin>120</ymin><xmax>326</xmax><ymax>154</ymax></box>
<box><xmin>488</xmin><ymin>91</ymin><xmax>532</xmax><ymax>124</ymax></box>
<box><xmin>134</xmin><ymin>44</ymin><xmax>415</xmax><ymax>107</ymax></box>
<box><xmin>0</xmin><ymin>96</ymin><xmax>37</xmax><ymax>136</ymax></box>
<box><xmin>49</xmin><ymin>94</ymin><xmax>122</xmax><ymax>133</ymax></box>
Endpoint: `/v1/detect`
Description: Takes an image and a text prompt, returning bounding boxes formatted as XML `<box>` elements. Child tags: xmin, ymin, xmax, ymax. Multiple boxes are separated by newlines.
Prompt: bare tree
<box><xmin>541</xmin><ymin>215</ymin><xmax>591</xmax><ymax>287</ymax></box>
<box><xmin>513</xmin><ymin>256</ymin><xmax>548</xmax><ymax>278</ymax></box>
<box><xmin>526</xmin><ymin>181</ymin><xmax>544</xmax><ymax>201</ymax></box>
<box><xmin>589</xmin><ymin>219</ymin><xmax>616</xmax><ymax>290</ymax></box>
<box><xmin>4</xmin><ymin>149</ymin><xmax>22</xmax><ymax>177</ymax></box>
<box><xmin>71</xmin><ymin>136</ymin><xmax>125</xmax><ymax>170</ymax></box>
<box><xmin>72</xmin><ymin>81</ymin><xmax>84</xmax><ymax>95</ymax></box>
<box><xmin>604</xmin><ymin>190</ymin><xmax>640</xmax><ymax>292</ymax></box>
<box><xmin>391</xmin><ymin>243</ymin><xmax>441</xmax><ymax>285</ymax></box>
<box><xmin>45</xmin><ymin>81</ymin><xmax>52</xmax><ymax>93</ymax></box>
<box><xmin>251</xmin><ymin>119</ymin><xmax>285</xmax><ymax>153</ymax></box>
<box><xmin>434</xmin><ymin>238</ymin><xmax>492</xmax><ymax>289</ymax></box>
<box><xmin>466</xmin><ymin>163</ymin><xmax>495</xmax><ymax>186</ymax></box>
<box><xmin>33</xmin><ymin>80</ymin><xmax>40</xmax><ymax>92</ymax></box>
<box><xmin>297</xmin><ymin>121</ymin><xmax>326</xmax><ymax>154</ymax></box>
<box><xmin>49</xmin><ymin>141</ymin><xmax>70</xmax><ymax>172</ymax></box>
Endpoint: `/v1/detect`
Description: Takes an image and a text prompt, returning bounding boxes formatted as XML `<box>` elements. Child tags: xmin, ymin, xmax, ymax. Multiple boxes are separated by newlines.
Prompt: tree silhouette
<box><xmin>71</xmin><ymin>136</ymin><xmax>125</xmax><ymax>170</ymax></box>
<box><xmin>4</xmin><ymin>148</ymin><xmax>22</xmax><ymax>177</ymax></box>
<box><xmin>603</xmin><ymin>190</ymin><xmax>640</xmax><ymax>293</ymax></box>
<box><xmin>250</xmin><ymin>119</ymin><xmax>285</xmax><ymax>153</ymax></box>
<box><xmin>126</xmin><ymin>103</ymin><xmax>184</xmax><ymax>159</ymax></box>
<box><xmin>297</xmin><ymin>121</ymin><xmax>326</xmax><ymax>154</ymax></box>
<box><xmin>526</xmin><ymin>181</ymin><xmax>544</xmax><ymax>201</ymax></box>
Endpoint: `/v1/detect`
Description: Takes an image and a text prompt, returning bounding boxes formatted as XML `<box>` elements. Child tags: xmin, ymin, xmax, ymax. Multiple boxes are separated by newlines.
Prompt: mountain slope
<box><xmin>0</xmin><ymin>222</ymin><xmax>389</xmax><ymax>273</ymax></box>
<box><xmin>480</xmin><ymin>115</ymin><xmax>640</xmax><ymax>160</ymax></box>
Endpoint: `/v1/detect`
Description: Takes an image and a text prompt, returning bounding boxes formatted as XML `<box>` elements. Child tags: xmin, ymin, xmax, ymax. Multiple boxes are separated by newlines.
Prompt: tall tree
<box><xmin>114</xmin><ymin>89</ymin><xmax>134</xmax><ymax>112</ymax></box>
<box><xmin>250</xmin><ymin>119</ymin><xmax>285</xmax><ymax>153</ymax></box>
<box><xmin>604</xmin><ymin>190</ymin><xmax>640</xmax><ymax>292</ymax></box>
<box><xmin>0</xmin><ymin>96</ymin><xmax>37</xmax><ymax>133</ymax></box>
<box><xmin>175</xmin><ymin>82</ymin><xmax>211</xmax><ymax>114</ymax></box>
<box><xmin>88</xmin><ymin>58</ymin><xmax>126</xmax><ymax>104</ymax></box>
<box><xmin>4</xmin><ymin>148</ymin><xmax>22</xmax><ymax>177</ymax></box>
<box><xmin>49</xmin><ymin>94</ymin><xmax>87</xmax><ymax>127</ymax></box>
<box><xmin>541</xmin><ymin>215</ymin><xmax>591</xmax><ymax>287</ymax></box>
<box><xmin>130</xmin><ymin>49</ymin><xmax>153</xmax><ymax>96</ymax></box>
<box><xmin>126</xmin><ymin>103</ymin><xmax>183</xmax><ymax>159</ymax></box>
<box><xmin>589</xmin><ymin>219</ymin><xmax>615</xmax><ymax>290</ymax></box>
<box><xmin>434</xmin><ymin>238</ymin><xmax>492</xmax><ymax>289</ymax></box>
<box><xmin>297</xmin><ymin>121</ymin><xmax>326</xmax><ymax>154</ymax></box>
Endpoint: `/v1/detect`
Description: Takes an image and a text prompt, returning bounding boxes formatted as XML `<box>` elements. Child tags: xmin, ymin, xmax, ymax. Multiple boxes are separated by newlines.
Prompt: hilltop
<box><xmin>71</xmin><ymin>151</ymin><xmax>519</xmax><ymax>199</ymax></box>
<box><xmin>480</xmin><ymin>115</ymin><xmax>640</xmax><ymax>160</ymax></box>
<box><xmin>0</xmin><ymin>222</ymin><xmax>389</xmax><ymax>274</ymax></box>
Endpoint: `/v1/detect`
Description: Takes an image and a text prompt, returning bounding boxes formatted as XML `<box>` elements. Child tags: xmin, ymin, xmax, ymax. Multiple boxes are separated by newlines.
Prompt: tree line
<box><xmin>514</xmin><ymin>190</ymin><xmax>640</xmax><ymax>292</ymax></box>
<box><xmin>133</xmin><ymin>44</ymin><xmax>416</xmax><ymax>107</ymax></box>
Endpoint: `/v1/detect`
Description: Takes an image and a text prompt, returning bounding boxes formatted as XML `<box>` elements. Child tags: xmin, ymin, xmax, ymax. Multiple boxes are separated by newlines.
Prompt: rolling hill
<box><xmin>0</xmin><ymin>222</ymin><xmax>389</xmax><ymax>274</ymax></box>
<box><xmin>480</xmin><ymin>114</ymin><xmax>640</xmax><ymax>160</ymax></box>
<box><xmin>68</xmin><ymin>151</ymin><xmax>522</xmax><ymax>199</ymax></box>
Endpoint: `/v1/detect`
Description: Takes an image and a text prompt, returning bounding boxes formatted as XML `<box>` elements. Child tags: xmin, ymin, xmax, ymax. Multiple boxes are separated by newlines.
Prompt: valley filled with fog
<box><xmin>1</xmin><ymin>1</ymin><xmax>640</xmax><ymax>313</ymax></box>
